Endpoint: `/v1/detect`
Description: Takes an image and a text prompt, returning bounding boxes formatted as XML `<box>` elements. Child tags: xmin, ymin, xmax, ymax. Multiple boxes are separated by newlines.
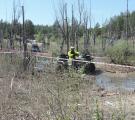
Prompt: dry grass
<box><xmin>0</xmin><ymin>53</ymin><xmax>135</xmax><ymax>120</ymax></box>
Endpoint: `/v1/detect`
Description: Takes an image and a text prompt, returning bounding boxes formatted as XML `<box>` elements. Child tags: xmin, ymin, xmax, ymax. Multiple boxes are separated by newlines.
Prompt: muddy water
<box><xmin>96</xmin><ymin>72</ymin><xmax>135</xmax><ymax>92</ymax></box>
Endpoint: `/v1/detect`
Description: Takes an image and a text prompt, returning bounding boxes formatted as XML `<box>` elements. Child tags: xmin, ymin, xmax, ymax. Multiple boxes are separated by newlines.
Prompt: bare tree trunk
<box><xmin>83</xmin><ymin>11</ymin><xmax>89</xmax><ymax>50</ymax></box>
<box><xmin>76</xmin><ymin>34</ymin><xmax>79</xmax><ymax>51</ymax></box>
<box><xmin>22</xmin><ymin>6</ymin><xmax>28</xmax><ymax>70</ymax></box>
<box><xmin>0</xmin><ymin>30</ymin><xmax>3</xmax><ymax>50</ymax></box>
<box><xmin>76</xmin><ymin>0</ymin><xmax>84</xmax><ymax>51</ymax></box>
<box><xmin>126</xmin><ymin>0</ymin><xmax>129</xmax><ymax>42</ymax></box>
<box><xmin>60</xmin><ymin>35</ymin><xmax>65</xmax><ymax>53</ymax></box>
<box><xmin>71</xmin><ymin>4</ymin><xmax>75</xmax><ymax>46</ymax></box>
<box><xmin>12</xmin><ymin>0</ymin><xmax>17</xmax><ymax>50</ymax></box>
<box><xmin>93</xmin><ymin>33</ymin><xmax>96</xmax><ymax>46</ymax></box>
<box><xmin>19</xmin><ymin>24</ymin><xmax>22</xmax><ymax>50</ymax></box>
<box><xmin>89</xmin><ymin>0</ymin><xmax>92</xmax><ymax>48</ymax></box>
<box><xmin>71</xmin><ymin>5</ymin><xmax>77</xmax><ymax>47</ymax></box>
<box><xmin>65</xmin><ymin>3</ymin><xmax>69</xmax><ymax>53</ymax></box>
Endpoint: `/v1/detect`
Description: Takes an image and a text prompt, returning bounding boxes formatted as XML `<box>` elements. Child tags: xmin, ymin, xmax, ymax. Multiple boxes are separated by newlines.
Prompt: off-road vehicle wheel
<box><xmin>83</xmin><ymin>63</ymin><xmax>95</xmax><ymax>74</ymax></box>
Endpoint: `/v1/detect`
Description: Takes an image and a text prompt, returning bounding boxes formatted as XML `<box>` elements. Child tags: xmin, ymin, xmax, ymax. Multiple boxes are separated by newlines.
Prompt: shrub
<box><xmin>35</xmin><ymin>32</ymin><xmax>44</xmax><ymax>42</ymax></box>
<box><xmin>106</xmin><ymin>40</ymin><xmax>130</xmax><ymax>64</ymax></box>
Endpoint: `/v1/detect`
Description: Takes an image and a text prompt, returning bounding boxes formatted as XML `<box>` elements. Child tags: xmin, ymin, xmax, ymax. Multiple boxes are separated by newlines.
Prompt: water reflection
<box><xmin>96</xmin><ymin>72</ymin><xmax>135</xmax><ymax>92</ymax></box>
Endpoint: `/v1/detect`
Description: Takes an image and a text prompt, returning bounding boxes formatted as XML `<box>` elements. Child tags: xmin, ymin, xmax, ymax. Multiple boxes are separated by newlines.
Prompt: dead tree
<box><xmin>22</xmin><ymin>6</ymin><xmax>28</xmax><ymax>70</ymax></box>
<box><xmin>55</xmin><ymin>1</ymin><xmax>70</xmax><ymax>53</ymax></box>
<box><xmin>89</xmin><ymin>0</ymin><xmax>92</xmax><ymax>46</ymax></box>
<box><xmin>71</xmin><ymin>5</ymin><xmax>75</xmax><ymax>47</ymax></box>
<box><xmin>65</xmin><ymin>3</ymin><xmax>69</xmax><ymax>53</ymax></box>
<box><xmin>11</xmin><ymin>0</ymin><xmax>21</xmax><ymax>50</ymax></box>
<box><xmin>76</xmin><ymin>0</ymin><xmax>84</xmax><ymax>51</ymax></box>
<box><xmin>83</xmin><ymin>11</ymin><xmax>89</xmax><ymax>50</ymax></box>
<box><xmin>71</xmin><ymin>5</ymin><xmax>76</xmax><ymax>47</ymax></box>
<box><xmin>11</xmin><ymin>0</ymin><xmax>17</xmax><ymax>49</ymax></box>
<box><xmin>19</xmin><ymin>23</ymin><xmax>22</xmax><ymax>50</ymax></box>
<box><xmin>0</xmin><ymin>30</ymin><xmax>3</xmax><ymax>49</ymax></box>
<box><xmin>54</xmin><ymin>0</ymin><xmax>89</xmax><ymax>53</ymax></box>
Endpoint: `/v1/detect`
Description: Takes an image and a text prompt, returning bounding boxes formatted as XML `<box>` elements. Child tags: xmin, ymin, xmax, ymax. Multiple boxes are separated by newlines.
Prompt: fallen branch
<box><xmin>10</xmin><ymin>73</ymin><xmax>15</xmax><ymax>91</ymax></box>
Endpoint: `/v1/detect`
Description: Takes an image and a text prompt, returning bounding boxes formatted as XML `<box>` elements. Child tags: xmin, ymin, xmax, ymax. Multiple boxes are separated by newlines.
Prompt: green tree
<box><xmin>25</xmin><ymin>19</ymin><xmax>35</xmax><ymax>38</ymax></box>
<box><xmin>106</xmin><ymin>40</ymin><xmax>130</xmax><ymax>64</ymax></box>
<box><xmin>130</xmin><ymin>11</ymin><xmax>135</xmax><ymax>32</ymax></box>
<box><xmin>0</xmin><ymin>20</ymin><xmax>11</xmax><ymax>38</ymax></box>
<box><xmin>94</xmin><ymin>23</ymin><xmax>101</xmax><ymax>36</ymax></box>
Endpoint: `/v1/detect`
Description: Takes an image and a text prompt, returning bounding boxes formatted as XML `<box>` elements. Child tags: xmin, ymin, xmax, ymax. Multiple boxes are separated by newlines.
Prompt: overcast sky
<box><xmin>0</xmin><ymin>0</ymin><xmax>135</xmax><ymax>26</ymax></box>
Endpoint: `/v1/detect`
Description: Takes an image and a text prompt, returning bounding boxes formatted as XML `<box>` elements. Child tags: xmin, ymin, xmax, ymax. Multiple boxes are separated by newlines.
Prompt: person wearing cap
<box><xmin>68</xmin><ymin>46</ymin><xmax>79</xmax><ymax>66</ymax></box>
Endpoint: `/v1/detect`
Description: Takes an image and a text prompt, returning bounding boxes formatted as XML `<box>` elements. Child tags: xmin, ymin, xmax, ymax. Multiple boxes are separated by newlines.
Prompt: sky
<box><xmin>0</xmin><ymin>0</ymin><xmax>135</xmax><ymax>27</ymax></box>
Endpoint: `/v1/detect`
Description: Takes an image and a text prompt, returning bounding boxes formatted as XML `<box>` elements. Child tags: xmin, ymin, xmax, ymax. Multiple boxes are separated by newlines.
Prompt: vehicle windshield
<box><xmin>32</xmin><ymin>45</ymin><xmax>40</xmax><ymax>52</ymax></box>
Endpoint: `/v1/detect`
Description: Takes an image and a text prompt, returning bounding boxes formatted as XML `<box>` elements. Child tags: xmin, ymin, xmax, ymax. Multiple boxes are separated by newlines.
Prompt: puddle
<box><xmin>96</xmin><ymin>72</ymin><xmax>135</xmax><ymax>92</ymax></box>
<box><xmin>122</xmin><ymin>78</ymin><xmax>135</xmax><ymax>91</ymax></box>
